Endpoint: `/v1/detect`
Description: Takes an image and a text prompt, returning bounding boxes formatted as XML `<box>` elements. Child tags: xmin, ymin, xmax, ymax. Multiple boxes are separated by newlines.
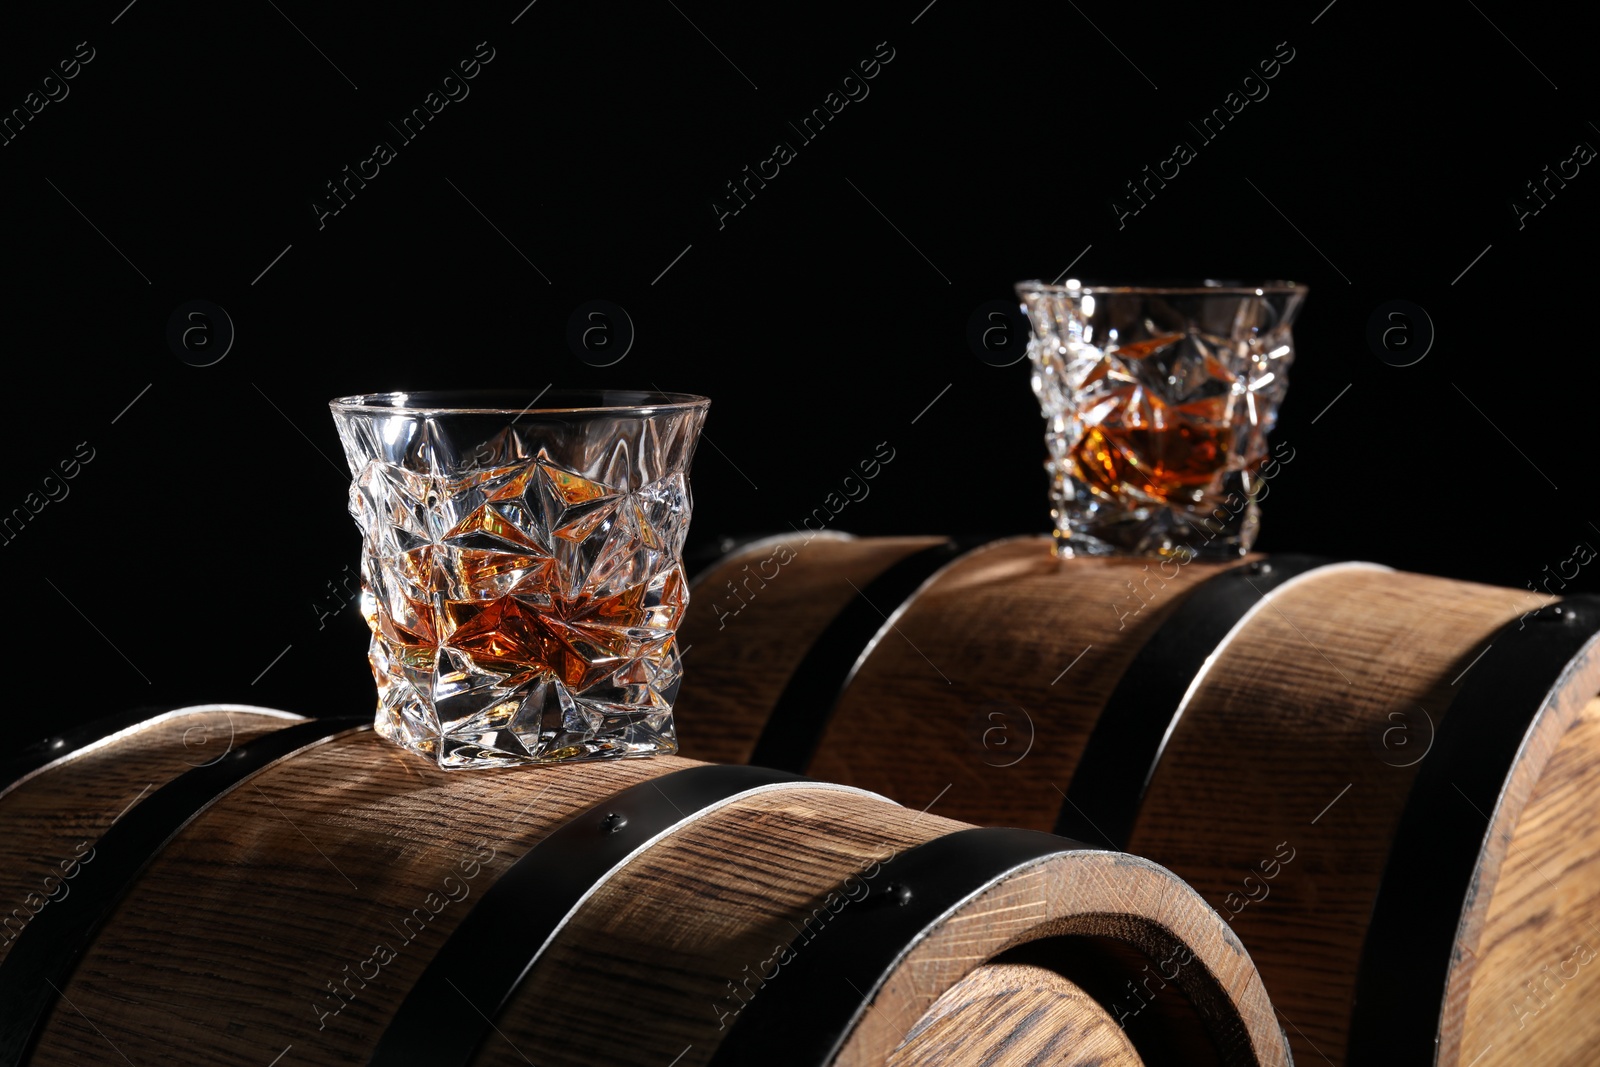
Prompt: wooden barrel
<box><xmin>678</xmin><ymin>532</ymin><xmax>1600</xmax><ymax>1067</ymax></box>
<box><xmin>0</xmin><ymin>705</ymin><xmax>1291</xmax><ymax>1066</ymax></box>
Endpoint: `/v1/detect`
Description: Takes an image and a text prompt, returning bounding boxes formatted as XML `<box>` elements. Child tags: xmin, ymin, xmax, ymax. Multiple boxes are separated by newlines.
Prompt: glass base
<box><xmin>370</xmin><ymin>635</ymin><xmax>681</xmax><ymax>770</ymax></box>
<box><xmin>1050</xmin><ymin>498</ymin><xmax>1257</xmax><ymax>561</ymax></box>
<box><xmin>373</xmin><ymin>695</ymin><xmax>679</xmax><ymax>771</ymax></box>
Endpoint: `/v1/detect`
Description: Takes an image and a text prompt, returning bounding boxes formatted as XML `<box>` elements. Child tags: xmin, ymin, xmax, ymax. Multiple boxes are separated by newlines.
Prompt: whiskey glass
<box><xmin>1016</xmin><ymin>280</ymin><xmax>1306</xmax><ymax>559</ymax></box>
<box><xmin>330</xmin><ymin>390</ymin><xmax>709</xmax><ymax>769</ymax></box>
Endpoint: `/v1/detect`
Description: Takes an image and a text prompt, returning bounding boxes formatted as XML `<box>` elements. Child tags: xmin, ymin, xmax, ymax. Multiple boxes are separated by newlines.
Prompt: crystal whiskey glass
<box><xmin>330</xmin><ymin>390</ymin><xmax>709</xmax><ymax>769</ymax></box>
<box><xmin>1016</xmin><ymin>281</ymin><xmax>1306</xmax><ymax>559</ymax></box>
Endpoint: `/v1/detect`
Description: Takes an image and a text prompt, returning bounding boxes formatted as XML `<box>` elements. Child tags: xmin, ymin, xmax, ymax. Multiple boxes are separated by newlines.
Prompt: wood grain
<box><xmin>14</xmin><ymin>710</ymin><xmax>1289</xmax><ymax>1066</ymax></box>
<box><xmin>676</xmin><ymin>534</ymin><xmax>948</xmax><ymax>764</ymax></box>
<box><xmin>0</xmin><ymin>705</ymin><xmax>300</xmax><ymax>966</ymax></box>
<box><xmin>474</xmin><ymin>783</ymin><xmax>969</xmax><ymax>1067</ymax></box>
<box><xmin>1130</xmin><ymin>566</ymin><xmax>1532</xmax><ymax>1064</ymax></box>
<box><xmin>886</xmin><ymin>962</ymin><xmax>1144</xmax><ymax>1067</ymax></box>
<box><xmin>810</xmin><ymin>537</ymin><xmax>1248</xmax><ymax>830</ymax></box>
<box><xmin>680</xmin><ymin>534</ymin><xmax>1600</xmax><ymax>1065</ymax></box>
<box><xmin>835</xmin><ymin>848</ymin><xmax>1286</xmax><ymax>1067</ymax></box>
<box><xmin>478</xmin><ymin>791</ymin><xmax>1286</xmax><ymax>1067</ymax></box>
<box><xmin>1451</xmin><ymin>695</ymin><xmax>1600</xmax><ymax>1067</ymax></box>
<box><xmin>31</xmin><ymin>729</ymin><xmax>679</xmax><ymax>1065</ymax></box>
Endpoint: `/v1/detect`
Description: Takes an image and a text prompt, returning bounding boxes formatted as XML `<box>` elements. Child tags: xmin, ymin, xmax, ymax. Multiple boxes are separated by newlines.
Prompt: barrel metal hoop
<box><xmin>368</xmin><ymin>763</ymin><xmax>867</xmax><ymax>1067</ymax></box>
<box><xmin>1055</xmin><ymin>555</ymin><xmax>1357</xmax><ymax>846</ymax></box>
<box><xmin>749</xmin><ymin>537</ymin><xmax>992</xmax><ymax>772</ymax></box>
<box><xmin>0</xmin><ymin>703</ymin><xmax>306</xmax><ymax>801</ymax></box>
<box><xmin>709</xmin><ymin>827</ymin><xmax>1105</xmax><ymax>1067</ymax></box>
<box><xmin>1346</xmin><ymin>594</ymin><xmax>1600</xmax><ymax>1061</ymax></box>
<box><xmin>0</xmin><ymin>715</ymin><xmax>366</xmax><ymax>1066</ymax></box>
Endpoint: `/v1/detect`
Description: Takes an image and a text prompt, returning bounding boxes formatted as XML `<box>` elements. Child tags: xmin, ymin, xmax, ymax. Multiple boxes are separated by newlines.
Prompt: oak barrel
<box><xmin>0</xmin><ymin>704</ymin><xmax>1290</xmax><ymax>1066</ymax></box>
<box><xmin>678</xmin><ymin>532</ymin><xmax>1600</xmax><ymax>1066</ymax></box>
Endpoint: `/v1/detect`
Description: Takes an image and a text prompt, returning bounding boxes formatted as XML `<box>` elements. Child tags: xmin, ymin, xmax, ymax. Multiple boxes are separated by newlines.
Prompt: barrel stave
<box><xmin>476</xmin><ymin>786</ymin><xmax>965</xmax><ymax>1067</ymax></box>
<box><xmin>679</xmin><ymin>535</ymin><xmax>948</xmax><ymax>765</ymax></box>
<box><xmin>9</xmin><ymin>704</ymin><xmax>1294</xmax><ymax>1067</ymax></box>
<box><xmin>680</xmin><ymin>532</ymin><xmax>1600</xmax><ymax>1064</ymax></box>
<box><xmin>1129</xmin><ymin>567</ymin><xmax>1532</xmax><ymax>1062</ymax></box>
<box><xmin>0</xmin><ymin>706</ymin><xmax>300</xmax><ymax>968</ymax></box>
<box><xmin>31</xmin><ymin>730</ymin><xmax>679</xmax><ymax>1065</ymax></box>
<box><xmin>808</xmin><ymin>540</ymin><xmax>1246</xmax><ymax>831</ymax></box>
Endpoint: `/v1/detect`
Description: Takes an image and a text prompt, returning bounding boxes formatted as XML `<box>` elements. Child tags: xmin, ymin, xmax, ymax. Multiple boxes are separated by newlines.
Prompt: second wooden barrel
<box><xmin>678</xmin><ymin>532</ymin><xmax>1600</xmax><ymax>1067</ymax></box>
<box><xmin>0</xmin><ymin>704</ymin><xmax>1289</xmax><ymax>1066</ymax></box>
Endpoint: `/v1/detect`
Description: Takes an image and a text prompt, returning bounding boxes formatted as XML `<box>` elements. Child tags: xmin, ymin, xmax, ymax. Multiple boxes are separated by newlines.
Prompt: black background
<box><xmin>2</xmin><ymin>0</ymin><xmax>1594</xmax><ymax>732</ymax></box>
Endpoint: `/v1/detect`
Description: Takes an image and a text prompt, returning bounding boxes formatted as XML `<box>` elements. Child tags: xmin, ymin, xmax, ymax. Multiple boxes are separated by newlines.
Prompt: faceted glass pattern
<box><xmin>330</xmin><ymin>391</ymin><xmax>709</xmax><ymax>769</ymax></box>
<box><xmin>1016</xmin><ymin>281</ymin><xmax>1306</xmax><ymax>559</ymax></box>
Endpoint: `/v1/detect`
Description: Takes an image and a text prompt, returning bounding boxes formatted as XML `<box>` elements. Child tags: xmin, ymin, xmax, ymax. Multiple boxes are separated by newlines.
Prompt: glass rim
<box><xmin>329</xmin><ymin>388</ymin><xmax>710</xmax><ymax>416</ymax></box>
<box><xmin>1015</xmin><ymin>278</ymin><xmax>1307</xmax><ymax>296</ymax></box>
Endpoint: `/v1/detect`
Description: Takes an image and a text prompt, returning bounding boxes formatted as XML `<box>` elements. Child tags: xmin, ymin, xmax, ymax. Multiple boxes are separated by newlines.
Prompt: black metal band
<box><xmin>2</xmin><ymin>705</ymin><xmax>183</xmax><ymax>798</ymax></box>
<box><xmin>748</xmin><ymin>538</ymin><xmax>983</xmax><ymax>772</ymax></box>
<box><xmin>707</xmin><ymin>825</ymin><xmax>1275</xmax><ymax>1067</ymax></box>
<box><xmin>368</xmin><ymin>763</ymin><xmax>815</xmax><ymax>1067</ymax></box>
<box><xmin>1</xmin><ymin>704</ymin><xmax>309</xmax><ymax>799</ymax></box>
<box><xmin>1056</xmin><ymin>555</ymin><xmax>1341</xmax><ymax>846</ymax></box>
<box><xmin>706</xmin><ymin>827</ymin><xmax>1080</xmax><ymax>1066</ymax></box>
<box><xmin>1346</xmin><ymin>595</ymin><xmax>1600</xmax><ymax>1061</ymax></box>
<box><xmin>0</xmin><ymin>715</ymin><xmax>365</xmax><ymax>1066</ymax></box>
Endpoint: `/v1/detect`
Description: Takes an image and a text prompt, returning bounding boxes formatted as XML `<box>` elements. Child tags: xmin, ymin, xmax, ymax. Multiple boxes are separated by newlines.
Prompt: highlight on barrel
<box><xmin>0</xmin><ymin>706</ymin><xmax>1291</xmax><ymax>1067</ymax></box>
<box><xmin>0</xmin><ymin>703</ymin><xmax>307</xmax><ymax>968</ymax></box>
<box><xmin>679</xmin><ymin>531</ymin><xmax>1600</xmax><ymax>1067</ymax></box>
<box><xmin>885</xmin><ymin>962</ymin><xmax>1143</xmax><ymax>1067</ymax></box>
